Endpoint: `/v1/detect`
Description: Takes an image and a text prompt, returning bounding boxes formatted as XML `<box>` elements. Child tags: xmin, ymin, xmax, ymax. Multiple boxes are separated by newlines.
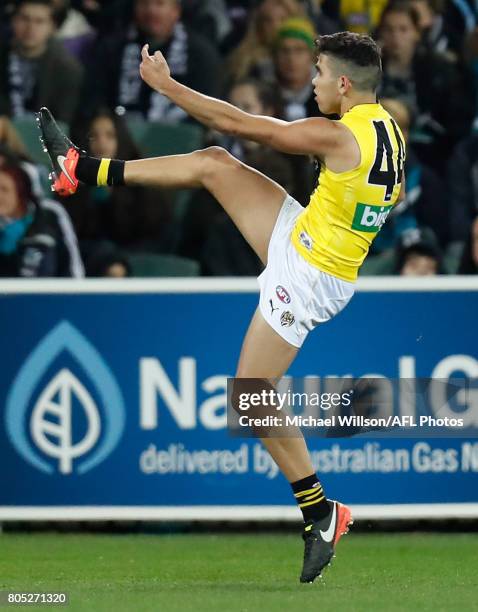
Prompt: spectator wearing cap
<box><xmin>0</xmin><ymin>160</ymin><xmax>84</xmax><ymax>277</ymax></box>
<box><xmin>273</xmin><ymin>17</ymin><xmax>322</xmax><ymax>121</ymax></box>
<box><xmin>0</xmin><ymin>0</ymin><xmax>84</xmax><ymax>123</ymax></box>
<box><xmin>81</xmin><ymin>0</ymin><xmax>220</xmax><ymax>122</ymax></box>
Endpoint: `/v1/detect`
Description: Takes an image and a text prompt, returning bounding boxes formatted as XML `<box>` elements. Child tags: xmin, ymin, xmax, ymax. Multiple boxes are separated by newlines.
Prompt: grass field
<box><xmin>1</xmin><ymin>532</ymin><xmax>477</xmax><ymax>611</ymax></box>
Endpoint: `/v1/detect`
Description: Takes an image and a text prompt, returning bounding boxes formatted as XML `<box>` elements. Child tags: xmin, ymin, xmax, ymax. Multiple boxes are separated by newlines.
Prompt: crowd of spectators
<box><xmin>1</xmin><ymin>0</ymin><xmax>478</xmax><ymax>278</ymax></box>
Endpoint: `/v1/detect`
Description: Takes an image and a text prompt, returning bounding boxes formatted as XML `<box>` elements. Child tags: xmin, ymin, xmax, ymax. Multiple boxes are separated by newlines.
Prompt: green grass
<box><xmin>1</xmin><ymin>532</ymin><xmax>477</xmax><ymax>612</ymax></box>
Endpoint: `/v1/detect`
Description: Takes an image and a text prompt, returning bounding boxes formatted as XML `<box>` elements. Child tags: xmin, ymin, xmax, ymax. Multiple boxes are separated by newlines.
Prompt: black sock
<box><xmin>291</xmin><ymin>474</ymin><xmax>330</xmax><ymax>522</ymax></box>
<box><xmin>76</xmin><ymin>156</ymin><xmax>125</xmax><ymax>187</ymax></box>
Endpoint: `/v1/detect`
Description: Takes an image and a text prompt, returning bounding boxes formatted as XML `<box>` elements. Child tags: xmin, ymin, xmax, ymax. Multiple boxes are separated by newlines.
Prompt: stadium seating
<box><xmin>128</xmin><ymin>253</ymin><xmax>200</xmax><ymax>277</ymax></box>
<box><xmin>127</xmin><ymin>120</ymin><xmax>204</xmax><ymax>158</ymax></box>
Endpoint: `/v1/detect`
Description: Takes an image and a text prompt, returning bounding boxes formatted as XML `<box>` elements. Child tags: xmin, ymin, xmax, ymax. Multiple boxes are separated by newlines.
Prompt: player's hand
<box><xmin>140</xmin><ymin>44</ymin><xmax>171</xmax><ymax>94</ymax></box>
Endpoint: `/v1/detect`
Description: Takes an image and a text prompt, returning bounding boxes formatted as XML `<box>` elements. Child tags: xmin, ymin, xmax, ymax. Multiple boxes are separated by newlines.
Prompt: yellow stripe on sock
<box><xmin>294</xmin><ymin>486</ymin><xmax>323</xmax><ymax>499</ymax></box>
<box><xmin>301</xmin><ymin>491</ymin><xmax>322</xmax><ymax>503</ymax></box>
<box><xmin>97</xmin><ymin>158</ymin><xmax>111</xmax><ymax>186</ymax></box>
<box><xmin>299</xmin><ymin>494</ymin><xmax>325</xmax><ymax>508</ymax></box>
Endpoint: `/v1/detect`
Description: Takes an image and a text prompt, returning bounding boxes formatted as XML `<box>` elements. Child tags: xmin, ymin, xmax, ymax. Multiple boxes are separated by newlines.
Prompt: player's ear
<box><xmin>338</xmin><ymin>75</ymin><xmax>352</xmax><ymax>95</ymax></box>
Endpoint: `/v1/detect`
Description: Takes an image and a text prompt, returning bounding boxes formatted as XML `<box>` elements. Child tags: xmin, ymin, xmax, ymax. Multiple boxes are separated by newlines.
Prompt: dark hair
<box><xmin>0</xmin><ymin>161</ymin><xmax>37</xmax><ymax>211</ymax></box>
<box><xmin>71</xmin><ymin>109</ymin><xmax>142</xmax><ymax>161</ymax></box>
<box><xmin>315</xmin><ymin>32</ymin><xmax>382</xmax><ymax>91</ymax></box>
<box><xmin>88</xmin><ymin>251</ymin><xmax>132</xmax><ymax>278</ymax></box>
<box><xmin>12</xmin><ymin>0</ymin><xmax>54</xmax><ymax>15</ymax></box>
<box><xmin>379</xmin><ymin>1</ymin><xmax>421</xmax><ymax>31</ymax></box>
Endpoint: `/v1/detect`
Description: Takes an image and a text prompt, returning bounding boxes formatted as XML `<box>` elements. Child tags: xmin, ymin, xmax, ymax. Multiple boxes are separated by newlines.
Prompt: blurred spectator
<box><xmin>410</xmin><ymin>0</ymin><xmax>462</xmax><ymax>58</ymax></box>
<box><xmin>274</xmin><ymin>17</ymin><xmax>320</xmax><ymax>121</ymax></box>
<box><xmin>443</xmin><ymin>0</ymin><xmax>477</xmax><ymax>43</ymax></box>
<box><xmin>87</xmin><ymin>249</ymin><xmax>132</xmax><ymax>277</ymax></box>
<box><xmin>0</xmin><ymin>0</ymin><xmax>84</xmax><ymax>123</ymax></box>
<box><xmin>380</xmin><ymin>98</ymin><xmax>449</xmax><ymax>247</ymax></box>
<box><xmin>396</xmin><ymin>228</ymin><xmax>442</xmax><ymax>275</ymax></box>
<box><xmin>226</xmin><ymin>76</ymin><xmax>316</xmax><ymax>203</ymax></box>
<box><xmin>0</xmin><ymin>117</ymin><xmax>49</xmax><ymax>199</ymax></box>
<box><xmin>226</xmin><ymin>0</ymin><xmax>304</xmax><ymax>83</ymax></box>
<box><xmin>321</xmin><ymin>0</ymin><xmax>389</xmax><ymax>34</ymax></box>
<box><xmin>64</xmin><ymin>109</ymin><xmax>174</xmax><ymax>260</ymax></box>
<box><xmin>447</xmin><ymin>131</ymin><xmax>478</xmax><ymax>242</ymax></box>
<box><xmin>222</xmin><ymin>78</ymin><xmax>279</xmax><ymax>156</ymax></box>
<box><xmin>0</xmin><ymin>160</ymin><xmax>84</xmax><ymax>277</ymax></box>
<box><xmin>464</xmin><ymin>27</ymin><xmax>478</xmax><ymax>120</ymax></box>
<box><xmin>81</xmin><ymin>0</ymin><xmax>220</xmax><ymax>122</ymax></box>
<box><xmin>0</xmin><ymin>116</ymin><xmax>31</xmax><ymax>161</ymax></box>
<box><xmin>71</xmin><ymin>0</ymin><xmax>132</xmax><ymax>33</ymax></box>
<box><xmin>181</xmin><ymin>0</ymin><xmax>232</xmax><ymax>48</ymax></box>
<box><xmin>458</xmin><ymin>216</ymin><xmax>478</xmax><ymax>273</ymax></box>
<box><xmin>51</xmin><ymin>0</ymin><xmax>96</xmax><ymax>63</ymax></box>
<box><xmin>301</xmin><ymin>0</ymin><xmax>341</xmax><ymax>34</ymax></box>
<box><xmin>378</xmin><ymin>1</ymin><xmax>475</xmax><ymax>171</ymax></box>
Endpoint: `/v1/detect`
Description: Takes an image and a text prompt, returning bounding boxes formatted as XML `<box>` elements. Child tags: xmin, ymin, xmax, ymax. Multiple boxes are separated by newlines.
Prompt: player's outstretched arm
<box><xmin>139</xmin><ymin>45</ymin><xmax>340</xmax><ymax>158</ymax></box>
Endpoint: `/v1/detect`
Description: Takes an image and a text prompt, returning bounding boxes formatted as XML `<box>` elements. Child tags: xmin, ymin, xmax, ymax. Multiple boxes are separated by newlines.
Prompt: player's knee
<box><xmin>200</xmin><ymin>147</ymin><xmax>239</xmax><ymax>181</ymax></box>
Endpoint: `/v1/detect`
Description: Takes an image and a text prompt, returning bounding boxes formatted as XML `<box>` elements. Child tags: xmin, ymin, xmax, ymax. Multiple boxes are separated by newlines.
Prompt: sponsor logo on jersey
<box><xmin>276</xmin><ymin>285</ymin><xmax>291</xmax><ymax>304</ymax></box>
<box><xmin>352</xmin><ymin>203</ymin><xmax>393</xmax><ymax>232</ymax></box>
<box><xmin>280</xmin><ymin>311</ymin><xmax>295</xmax><ymax>327</ymax></box>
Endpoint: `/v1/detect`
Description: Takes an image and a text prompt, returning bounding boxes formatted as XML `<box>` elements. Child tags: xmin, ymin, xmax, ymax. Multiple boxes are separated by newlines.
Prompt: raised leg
<box><xmin>125</xmin><ymin>147</ymin><xmax>287</xmax><ymax>264</ymax></box>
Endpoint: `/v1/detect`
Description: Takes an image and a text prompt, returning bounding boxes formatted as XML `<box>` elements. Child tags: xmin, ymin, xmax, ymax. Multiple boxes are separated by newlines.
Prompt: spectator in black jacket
<box><xmin>447</xmin><ymin>132</ymin><xmax>478</xmax><ymax>242</ymax></box>
<box><xmin>0</xmin><ymin>0</ymin><xmax>84</xmax><ymax>123</ymax></box>
<box><xmin>0</xmin><ymin>161</ymin><xmax>84</xmax><ymax>277</ymax></box>
<box><xmin>377</xmin><ymin>2</ymin><xmax>475</xmax><ymax>172</ymax></box>
<box><xmin>63</xmin><ymin>109</ymin><xmax>175</xmax><ymax>262</ymax></box>
<box><xmin>81</xmin><ymin>0</ymin><xmax>220</xmax><ymax>122</ymax></box>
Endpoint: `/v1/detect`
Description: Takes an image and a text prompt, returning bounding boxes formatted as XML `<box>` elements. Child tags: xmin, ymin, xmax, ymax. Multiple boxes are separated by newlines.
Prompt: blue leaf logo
<box><xmin>5</xmin><ymin>321</ymin><xmax>125</xmax><ymax>475</ymax></box>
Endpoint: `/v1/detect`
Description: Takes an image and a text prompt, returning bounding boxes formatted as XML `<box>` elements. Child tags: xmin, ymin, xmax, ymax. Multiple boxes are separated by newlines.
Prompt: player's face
<box><xmin>0</xmin><ymin>172</ymin><xmax>21</xmax><ymax>219</ymax></box>
<box><xmin>12</xmin><ymin>4</ymin><xmax>54</xmax><ymax>53</ymax></box>
<box><xmin>88</xmin><ymin>117</ymin><xmax>118</xmax><ymax>159</ymax></box>
<box><xmin>135</xmin><ymin>0</ymin><xmax>180</xmax><ymax>41</ymax></box>
<box><xmin>312</xmin><ymin>54</ymin><xmax>342</xmax><ymax>115</ymax></box>
<box><xmin>380</xmin><ymin>13</ymin><xmax>420</xmax><ymax>61</ymax></box>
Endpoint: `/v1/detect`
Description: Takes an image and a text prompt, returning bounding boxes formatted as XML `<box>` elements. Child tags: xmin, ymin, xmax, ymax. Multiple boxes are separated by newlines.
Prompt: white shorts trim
<box><xmin>258</xmin><ymin>196</ymin><xmax>355</xmax><ymax>348</ymax></box>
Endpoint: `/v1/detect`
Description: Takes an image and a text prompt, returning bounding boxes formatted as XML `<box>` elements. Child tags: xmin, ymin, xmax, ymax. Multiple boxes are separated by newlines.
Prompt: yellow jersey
<box><xmin>291</xmin><ymin>103</ymin><xmax>406</xmax><ymax>282</ymax></box>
